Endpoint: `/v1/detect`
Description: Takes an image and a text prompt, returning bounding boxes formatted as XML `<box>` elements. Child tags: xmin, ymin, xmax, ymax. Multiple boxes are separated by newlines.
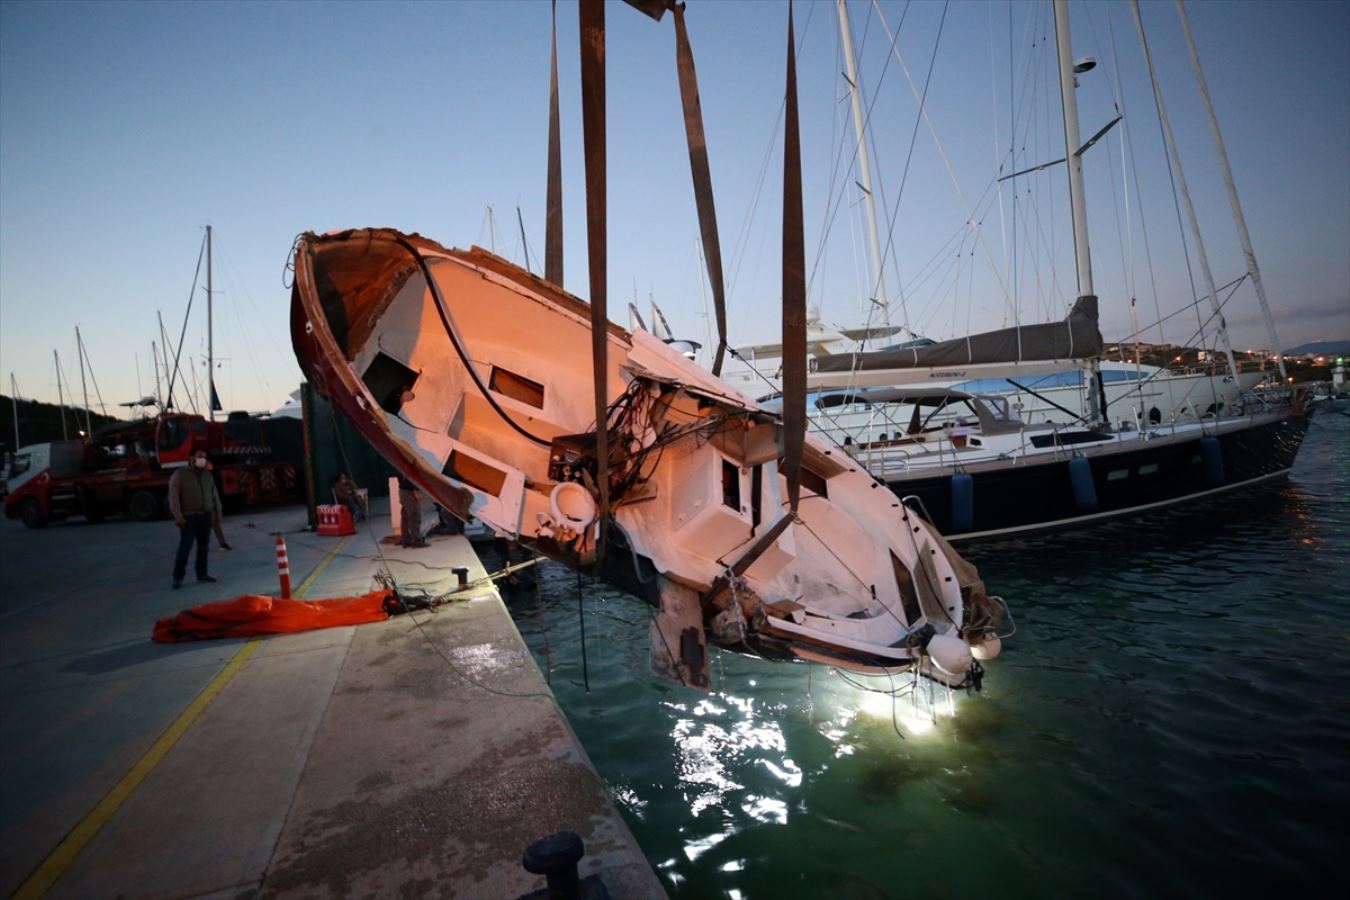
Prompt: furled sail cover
<box><xmin>812</xmin><ymin>295</ymin><xmax>1102</xmax><ymax>373</ymax></box>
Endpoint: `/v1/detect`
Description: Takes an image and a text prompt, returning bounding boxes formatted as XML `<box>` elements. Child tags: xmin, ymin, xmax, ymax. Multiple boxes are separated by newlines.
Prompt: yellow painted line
<box><xmin>13</xmin><ymin>534</ymin><xmax>352</xmax><ymax>899</ymax></box>
<box><xmin>293</xmin><ymin>534</ymin><xmax>350</xmax><ymax>598</ymax></box>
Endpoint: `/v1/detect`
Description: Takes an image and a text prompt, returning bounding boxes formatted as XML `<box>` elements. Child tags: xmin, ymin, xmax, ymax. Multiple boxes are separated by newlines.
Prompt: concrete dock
<box><xmin>0</xmin><ymin>501</ymin><xmax>664</xmax><ymax>898</ymax></box>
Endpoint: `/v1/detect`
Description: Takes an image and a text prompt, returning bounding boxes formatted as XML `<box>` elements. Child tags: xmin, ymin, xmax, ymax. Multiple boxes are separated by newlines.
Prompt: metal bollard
<box><xmin>275</xmin><ymin>535</ymin><xmax>292</xmax><ymax>599</ymax></box>
<box><xmin>521</xmin><ymin>832</ymin><xmax>584</xmax><ymax>900</ymax></box>
<box><xmin>452</xmin><ymin>566</ymin><xmax>469</xmax><ymax>589</ymax></box>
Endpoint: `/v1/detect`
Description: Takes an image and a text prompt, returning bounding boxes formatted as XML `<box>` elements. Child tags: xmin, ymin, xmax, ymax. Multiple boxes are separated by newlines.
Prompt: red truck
<box><xmin>3</xmin><ymin>412</ymin><xmax>296</xmax><ymax>528</ymax></box>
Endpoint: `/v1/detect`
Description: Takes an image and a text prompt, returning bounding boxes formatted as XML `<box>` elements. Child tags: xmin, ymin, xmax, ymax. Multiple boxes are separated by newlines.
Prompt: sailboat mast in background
<box><xmin>1174</xmin><ymin>0</ymin><xmax>1287</xmax><ymax>380</ymax></box>
<box><xmin>1128</xmin><ymin>0</ymin><xmax>1239</xmax><ymax>383</ymax></box>
<box><xmin>53</xmin><ymin>349</ymin><xmax>68</xmax><ymax>441</ymax></box>
<box><xmin>10</xmin><ymin>373</ymin><xmax>21</xmax><ymax>450</ymax></box>
<box><xmin>206</xmin><ymin>224</ymin><xmax>214</xmax><ymax>421</ymax></box>
<box><xmin>1052</xmin><ymin>0</ymin><xmax>1106</xmax><ymax>427</ymax></box>
<box><xmin>836</xmin><ymin>0</ymin><xmax>890</xmax><ymax>333</ymax></box>
<box><xmin>76</xmin><ymin>327</ymin><xmax>92</xmax><ymax>435</ymax></box>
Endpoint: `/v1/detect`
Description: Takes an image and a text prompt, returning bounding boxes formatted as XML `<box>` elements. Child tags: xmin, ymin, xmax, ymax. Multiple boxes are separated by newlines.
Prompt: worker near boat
<box><xmin>169</xmin><ymin>448</ymin><xmax>224</xmax><ymax>589</ymax></box>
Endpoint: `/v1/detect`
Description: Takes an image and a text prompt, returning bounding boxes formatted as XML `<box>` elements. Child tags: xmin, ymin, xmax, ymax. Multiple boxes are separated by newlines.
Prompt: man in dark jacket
<box><xmin>169</xmin><ymin>448</ymin><xmax>224</xmax><ymax>588</ymax></box>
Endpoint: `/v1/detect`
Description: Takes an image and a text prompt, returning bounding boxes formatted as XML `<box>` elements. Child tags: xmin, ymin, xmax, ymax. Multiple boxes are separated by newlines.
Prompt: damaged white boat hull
<box><xmin>290</xmin><ymin>229</ymin><xmax>1004</xmax><ymax>689</ymax></box>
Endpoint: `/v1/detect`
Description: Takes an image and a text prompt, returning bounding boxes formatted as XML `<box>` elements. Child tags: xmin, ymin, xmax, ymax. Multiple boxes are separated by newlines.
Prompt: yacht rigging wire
<box><xmin>165</xmin><ymin>231</ymin><xmax>207</xmax><ymax>411</ymax></box>
<box><xmin>1130</xmin><ymin>0</ymin><xmax>1238</xmax><ymax>381</ymax></box>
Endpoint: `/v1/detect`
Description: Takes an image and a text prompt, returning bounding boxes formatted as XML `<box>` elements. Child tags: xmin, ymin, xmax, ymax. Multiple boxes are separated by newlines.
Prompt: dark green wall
<box><xmin>300</xmin><ymin>383</ymin><xmax>398</xmax><ymax>527</ymax></box>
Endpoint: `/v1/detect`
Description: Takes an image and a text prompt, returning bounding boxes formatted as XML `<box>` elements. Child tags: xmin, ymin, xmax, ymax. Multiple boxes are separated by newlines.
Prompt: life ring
<box><xmin>550</xmin><ymin>481</ymin><xmax>597</xmax><ymax>530</ymax></box>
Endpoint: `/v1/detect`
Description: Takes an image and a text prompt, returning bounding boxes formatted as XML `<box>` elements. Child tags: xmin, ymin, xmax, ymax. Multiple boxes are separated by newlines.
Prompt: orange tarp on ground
<box><xmin>152</xmin><ymin>589</ymin><xmax>394</xmax><ymax>643</ymax></box>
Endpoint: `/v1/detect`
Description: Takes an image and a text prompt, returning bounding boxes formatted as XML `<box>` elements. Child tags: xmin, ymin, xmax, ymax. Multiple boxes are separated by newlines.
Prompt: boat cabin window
<box><xmin>721</xmin><ymin>460</ymin><xmax>741</xmax><ymax>511</ymax></box>
<box><xmin>442</xmin><ymin>450</ymin><xmax>507</xmax><ymax>497</ymax></box>
<box><xmin>489</xmin><ymin>366</ymin><xmax>545</xmax><ymax>409</ymax></box>
<box><xmin>363</xmin><ymin>352</ymin><xmax>420</xmax><ymax>415</ymax></box>
<box><xmin>891</xmin><ymin>551</ymin><xmax>923</xmax><ymax>626</ymax></box>
<box><xmin>750</xmin><ymin>464</ymin><xmax>763</xmax><ymax>529</ymax></box>
<box><xmin>1029</xmin><ymin>430</ymin><xmax>1114</xmax><ymax>448</ymax></box>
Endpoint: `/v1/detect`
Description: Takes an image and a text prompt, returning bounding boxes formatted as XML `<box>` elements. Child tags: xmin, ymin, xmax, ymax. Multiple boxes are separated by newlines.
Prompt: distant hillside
<box><xmin>0</xmin><ymin>395</ymin><xmax>122</xmax><ymax>455</ymax></box>
<box><xmin>1283</xmin><ymin>340</ymin><xmax>1350</xmax><ymax>358</ymax></box>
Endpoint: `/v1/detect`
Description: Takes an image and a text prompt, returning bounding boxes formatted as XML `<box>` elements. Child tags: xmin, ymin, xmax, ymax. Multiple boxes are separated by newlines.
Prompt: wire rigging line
<box><xmin>166</xmin><ymin>231</ymin><xmax>208</xmax><ymax>411</ymax></box>
<box><xmin>78</xmin><ymin>335</ymin><xmax>109</xmax><ymax>418</ymax></box>
<box><xmin>869</xmin><ymin>0</ymin><xmax>1016</xmax><ymax>330</ymax></box>
<box><xmin>861</xmin><ymin>0</ymin><xmax>949</xmax><ymax>347</ymax></box>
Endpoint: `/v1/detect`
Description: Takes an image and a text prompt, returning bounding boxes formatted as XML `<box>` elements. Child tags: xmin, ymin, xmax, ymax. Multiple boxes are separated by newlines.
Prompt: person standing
<box><xmin>169</xmin><ymin>448</ymin><xmax>224</xmax><ymax>588</ymax></box>
<box><xmin>398</xmin><ymin>474</ymin><xmax>427</xmax><ymax>548</ymax></box>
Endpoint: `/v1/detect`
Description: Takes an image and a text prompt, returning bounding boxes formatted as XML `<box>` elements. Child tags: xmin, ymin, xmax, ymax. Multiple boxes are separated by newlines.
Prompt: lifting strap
<box><xmin>546</xmin><ymin>0</ymin><xmax>564</xmax><ymax>286</ymax></box>
<box><xmin>781</xmin><ymin>0</ymin><xmax>806</xmax><ymax>514</ymax></box>
<box><xmin>579</xmin><ymin>0</ymin><xmax>611</xmax><ymax>567</ymax></box>
<box><xmin>672</xmin><ymin>2</ymin><xmax>729</xmax><ymax>375</ymax></box>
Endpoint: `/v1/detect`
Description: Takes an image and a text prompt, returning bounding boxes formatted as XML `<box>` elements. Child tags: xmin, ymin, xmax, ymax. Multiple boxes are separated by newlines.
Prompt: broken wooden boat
<box><xmin>290</xmin><ymin>228</ymin><xmax>1007</xmax><ymax>689</ymax></box>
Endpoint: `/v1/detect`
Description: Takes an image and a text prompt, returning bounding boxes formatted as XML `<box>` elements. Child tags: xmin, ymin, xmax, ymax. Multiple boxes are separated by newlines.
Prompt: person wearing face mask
<box><xmin>168</xmin><ymin>448</ymin><xmax>225</xmax><ymax>589</ymax></box>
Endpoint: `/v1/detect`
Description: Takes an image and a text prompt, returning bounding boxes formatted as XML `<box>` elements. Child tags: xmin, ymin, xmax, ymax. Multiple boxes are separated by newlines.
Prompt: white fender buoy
<box><xmin>550</xmin><ymin>481</ymin><xmax>597</xmax><ymax>530</ymax></box>
<box><xmin>928</xmin><ymin>633</ymin><xmax>973</xmax><ymax>675</ymax></box>
<box><xmin>971</xmin><ymin>634</ymin><xmax>1002</xmax><ymax>660</ymax></box>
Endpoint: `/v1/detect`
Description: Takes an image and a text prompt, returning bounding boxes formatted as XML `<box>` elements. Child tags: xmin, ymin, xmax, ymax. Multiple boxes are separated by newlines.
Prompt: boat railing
<box><xmin>858</xmin><ymin>441</ymin><xmax>917</xmax><ymax>477</ymax></box>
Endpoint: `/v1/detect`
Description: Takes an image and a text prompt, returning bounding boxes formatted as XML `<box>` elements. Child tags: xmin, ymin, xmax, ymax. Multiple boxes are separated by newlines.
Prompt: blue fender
<box><xmin>950</xmin><ymin>472</ymin><xmax>974</xmax><ymax>533</ymax></box>
<box><xmin>1200</xmin><ymin>436</ymin><xmax>1224</xmax><ymax>486</ymax></box>
<box><xmin>1069</xmin><ymin>457</ymin><xmax>1098</xmax><ymax>513</ymax></box>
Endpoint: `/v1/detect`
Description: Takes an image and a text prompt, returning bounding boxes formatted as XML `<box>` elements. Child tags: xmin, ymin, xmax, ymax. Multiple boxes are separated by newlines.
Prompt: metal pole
<box><xmin>1053</xmin><ymin>0</ymin><xmax>1104</xmax><ymax>426</ymax></box>
<box><xmin>158</xmin><ymin>313</ymin><xmax>175</xmax><ymax>410</ymax></box>
<box><xmin>76</xmin><ymin>327</ymin><xmax>92</xmax><ymax>435</ymax></box>
<box><xmin>152</xmin><ymin>342</ymin><xmax>162</xmax><ymax>408</ymax></box>
<box><xmin>1175</xmin><ymin>0</ymin><xmax>1285</xmax><ymax>378</ymax></box>
<box><xmin>54</xmin><ymin>349</ymin><xmax>69</xmax><ymax>440</ymax></box>
<box><xmin>10</xmin><ymin>373</ymin><xmax>21</xmax><ymax>450</ymax></box>
<box><xmin>516</xmin><ymin>206</ymin><xmax>532</xmax><ymax>273</ymax></box>
<box><xmin>206</xmin><ymin>224</ymin><xmax>214</xmax><ymax>420</ymax></box>
<box><xmin>836</xmin><ymin>0</ymin><xmax>890</xmax><ymax>329</ymax></box>
<box><xmin>1130</xmin><ymin>0</ymin><xmax>1239</xmax><ymax>382</ymax></box>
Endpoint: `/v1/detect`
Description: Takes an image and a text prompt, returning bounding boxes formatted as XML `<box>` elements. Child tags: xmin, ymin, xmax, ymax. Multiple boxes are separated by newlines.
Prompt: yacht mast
<box><xmin>1052</xmin><ymin>0</ymin><xmax>1105</xmax><ymax>426</ymax></box>
<box><xmin>54</xmin><ymin>349</ymin><xmax>69</xmax><ymax>440</ymax></box>
<box><xmin>10</xmin><ymin>373</ymin><xmax>21</xmax><ymax>450</ymax></box>
<box><xmin>76</xmin><ymin>327</ymin><xmax>92</xmax><ymax>435</ymax></box>
<box><xmin>1174</xmin><ymin>0</ymin><xmax>1285</xmax><ymax>378</ymax></box>
<box><xmin>836</xmin><ymin>0</ymin><xmax>890</xmax><ymax>332</ymax></box>
<box><xmin>158</xmin><ymin>313</ymin><xmax>175</xmax><ymax>410</ymax></box>
<box><xmin>1129</xmin><ymin>0</ymin><xmax>1239</xmax><ymax>382</ymax></box>
<box><xmin>151</xmin><ymin>342</ymin><xmax>162</xmax><ymax>408</ymax></box>
<box><xmin>516</xmin><ymin>206</ymin><xmax>533</xmax><ymax>273</ymax></box>
<box><xmin>206</xmin><ymin>224</ymin><xmax>214</xmax><ymax>421</ymax></box>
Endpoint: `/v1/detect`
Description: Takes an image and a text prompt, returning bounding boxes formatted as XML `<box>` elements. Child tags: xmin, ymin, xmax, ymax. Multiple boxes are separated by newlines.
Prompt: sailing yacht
<box><xmin>730</xmin><ymin>0</ymin><xmax>1313</xmax><ymax>540</ymax></box>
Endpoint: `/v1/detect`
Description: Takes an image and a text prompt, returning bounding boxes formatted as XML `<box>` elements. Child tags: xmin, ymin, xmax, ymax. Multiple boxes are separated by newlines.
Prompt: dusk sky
<box><xmin>2</xmin><ymin>0</ymin><xmax>1347</xmax><ymax>417</ymax></box>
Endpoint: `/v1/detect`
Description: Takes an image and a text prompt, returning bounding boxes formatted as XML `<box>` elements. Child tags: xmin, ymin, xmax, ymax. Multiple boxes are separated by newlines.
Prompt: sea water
<box><xmin>501</xmin><ymin>411</ymin><xmax>1349</xmax><ymax>898</ymax></box>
